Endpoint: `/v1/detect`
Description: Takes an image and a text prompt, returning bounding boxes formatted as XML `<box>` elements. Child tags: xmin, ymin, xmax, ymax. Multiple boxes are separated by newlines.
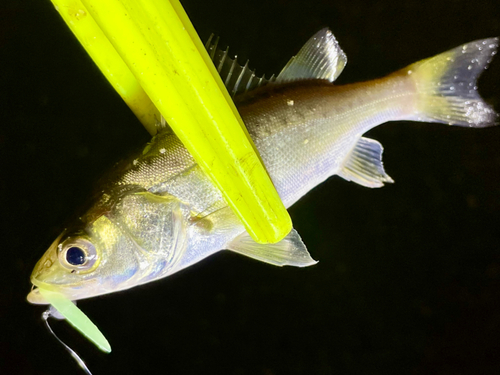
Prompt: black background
<box><xmin>1</xmin><ymin>0</ymin><xmax>500</xmax><ymax>374</ymax></box>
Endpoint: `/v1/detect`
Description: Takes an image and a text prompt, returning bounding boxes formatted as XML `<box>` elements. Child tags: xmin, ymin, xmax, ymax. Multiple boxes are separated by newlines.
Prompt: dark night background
<box><xmin>1</xmin><ymin>0</ymin><xmax>500</xmax><ymax>374</ymax></box>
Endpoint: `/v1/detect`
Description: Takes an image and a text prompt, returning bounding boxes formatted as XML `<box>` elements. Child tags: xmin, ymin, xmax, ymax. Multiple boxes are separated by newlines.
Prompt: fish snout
<box><xmin>28</xmin><ymin>233</ymin><xmax>65</xmax><ymax>304</ymax></box>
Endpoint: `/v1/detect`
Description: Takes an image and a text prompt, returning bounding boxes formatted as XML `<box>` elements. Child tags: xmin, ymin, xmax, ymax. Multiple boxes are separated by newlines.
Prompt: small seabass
<box><xmin>28</xmin><ymin>29</ymin><xmax>498</xmax><ymax>304</ymax></box>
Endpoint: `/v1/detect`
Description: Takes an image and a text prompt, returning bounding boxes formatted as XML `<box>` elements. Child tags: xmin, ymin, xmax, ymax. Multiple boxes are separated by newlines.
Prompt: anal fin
<box><xmin>338</xmin><ymin>137</ymin><xmax>394</xmax><ymax>188</ymax></box>
<box><xmin>227</xmin><ymin>229</ymin><xmax>317</xmax><ymax>267</ymax></box>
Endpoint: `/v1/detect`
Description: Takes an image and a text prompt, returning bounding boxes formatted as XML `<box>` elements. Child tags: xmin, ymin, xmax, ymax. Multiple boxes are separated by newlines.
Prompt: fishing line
<box><xmin>42</xmin><ymin>309</ymin><xmax>93</xmax><ymax>375</ymax></box>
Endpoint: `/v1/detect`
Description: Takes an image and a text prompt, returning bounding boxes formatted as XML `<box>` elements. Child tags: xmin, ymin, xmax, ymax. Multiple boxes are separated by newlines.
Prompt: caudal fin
<box><xmin>408</xmin><ymin>38</ymin><xmax>498</xmax><ymax>127</ymax></box>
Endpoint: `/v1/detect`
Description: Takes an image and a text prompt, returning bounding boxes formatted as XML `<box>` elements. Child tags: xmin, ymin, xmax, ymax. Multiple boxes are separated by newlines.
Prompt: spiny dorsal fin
<box><xmin>154</xmin><ymin>115</ymin><xmax>173</xmax><ymax>135</ymax></box>
<box><xmin>276</xmin><ymin>28</ymin><xmax>347</xmax><ymax>83</ymax></box>
<box><xmin>338</xmin><ymin>137</ymin><xmax>394</xmax><ymax>188</ymax></box>
<box><xmin>227</xmin><ymin>229</ymin><xmax>317</xmax><ymax>267</ymax></box>
<box><xmin>205</xmin><ymin>34</ymin><xmax>275</xmax><ymax>97</ymax></box>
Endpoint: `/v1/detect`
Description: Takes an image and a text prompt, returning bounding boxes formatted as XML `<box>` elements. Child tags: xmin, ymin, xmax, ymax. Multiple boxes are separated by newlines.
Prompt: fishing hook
<box><xmin>42</xmin><ymin>307</ymin><xmax>93</xmax><ymax>375</ymax></box>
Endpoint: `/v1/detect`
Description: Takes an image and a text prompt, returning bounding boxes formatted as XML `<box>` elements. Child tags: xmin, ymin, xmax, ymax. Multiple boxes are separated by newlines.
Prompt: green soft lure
<box><xmin>39</xmin><ymin>288</ymin><xmax>111</xmax><ymax>353</ymax></box>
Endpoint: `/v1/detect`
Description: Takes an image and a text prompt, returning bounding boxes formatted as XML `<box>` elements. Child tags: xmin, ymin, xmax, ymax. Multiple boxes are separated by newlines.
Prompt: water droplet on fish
<box><xmin>160</xmin><ymin>148</ymin><xmax>166</xmax><ymax>154</ymax></box>
<box><xmin>287</xmin><ymin>99</ymin><xmax>294</xmax><ymax>106</ymax></box>
<box><xmin>467</xmin><ymin>65</ymin><xmax>473</xmax><ymax>70</ymax></box>
<box><xmin>133</xmin><ymin>159</ymin><xmax>139</xmax><ymax>166</ymax></box>
<box><xmin>407</xmin><ymin>70</ymin><xmax>413</xmax><ymax>75</ymax></box>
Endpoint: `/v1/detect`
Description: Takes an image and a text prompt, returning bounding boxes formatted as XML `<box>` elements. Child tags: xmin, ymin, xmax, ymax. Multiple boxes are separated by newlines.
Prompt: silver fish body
<box><xmin>28</xmin><ymin>29</ymin><xmax>498</xmax><ymax>304</ymax></box>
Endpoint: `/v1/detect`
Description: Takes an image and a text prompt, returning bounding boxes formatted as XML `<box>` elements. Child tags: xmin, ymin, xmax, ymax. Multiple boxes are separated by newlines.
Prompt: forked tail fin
<box><xmin>407</xmin><ymin>37</ymin><xmax>498</xmax><ymax>127</ymax></box>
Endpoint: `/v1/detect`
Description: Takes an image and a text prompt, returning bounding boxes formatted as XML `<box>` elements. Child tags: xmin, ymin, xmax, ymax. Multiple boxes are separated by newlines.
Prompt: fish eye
<box><xmin>66</xmin><ymin>247</ymin><xmax>86</xmax><ymax>265</ymax></box>
<box><xmin>58</xmin><ymin>237</ymin><xmax>98</xmax><ymax>272</ymax></box>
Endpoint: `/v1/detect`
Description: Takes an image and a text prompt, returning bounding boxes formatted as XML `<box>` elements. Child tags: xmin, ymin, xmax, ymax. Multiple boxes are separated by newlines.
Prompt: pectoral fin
<box><xmin>338</xmin><ymin>137</ymin><xmax>394</xmax><ymax>188</ymax></box>
<box><xmin>227</xmin><ymin>229</ymin><xmax>317</xmax><ymax>267</ymax></box>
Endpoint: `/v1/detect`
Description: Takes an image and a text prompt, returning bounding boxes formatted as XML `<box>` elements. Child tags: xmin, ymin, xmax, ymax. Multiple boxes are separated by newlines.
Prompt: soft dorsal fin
<box><xmin>205</xmin><ymin>34</ymin><xmax>276</xmax><ymax>97</ymax></box>
<box><xmin>337</xmin><ymin>137</ymin><xmax>394</xmax><ymax>188</ymax></box>
<box><xmin>227</xmin><ymin>229</ymin><xmax>317</xmax><ymax>267</ymax></box>
<box><xmin>276</xmin><ymin>28</ymin><xmax>347</xmax><ymax>83</ymax></box>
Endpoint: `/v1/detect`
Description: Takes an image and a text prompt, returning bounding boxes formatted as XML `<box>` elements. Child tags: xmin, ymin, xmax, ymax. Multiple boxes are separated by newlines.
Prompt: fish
<box><xmin>27</xmin><ymin>28</ymin><xmax>498</xmax><ymax>305</ymax></box>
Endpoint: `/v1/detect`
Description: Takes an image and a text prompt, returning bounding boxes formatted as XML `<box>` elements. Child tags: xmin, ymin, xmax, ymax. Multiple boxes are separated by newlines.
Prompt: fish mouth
<box><xmin>27</xmin><ymin>276</ymin><xmax>79</xmax><ymax>305</ymax></box>
<box><xmin>28</xmin><ymin>232</ymin><xmax>66</xmax><ymax>305</ymax></box>
<box><xmin>27</xmin><ymin>274</ymin><xmax>69</xmax><ymax>305</ymax></box>
<box><xmin>28</xmin><ymin>263</ymin><xmax>59</xmax><ymax>305</ymax></box>
<box><xmin>27</xmin><ymin>286</ymin><xmax>48</xmax><ymax>305</ymax></box>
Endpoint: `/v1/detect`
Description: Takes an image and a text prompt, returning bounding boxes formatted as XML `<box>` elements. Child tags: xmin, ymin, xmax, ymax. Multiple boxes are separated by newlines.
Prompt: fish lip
<box><xmin>27</xmin><ymin>287</ymin><xmax>48</xmax><ymax>305</ymax></box>
<box><xmin>27</xmin><ymin>277</ymin><xmax>61</xmax><ymax>304</ymax></box>
<box><xmin>27</xmin><ymin>278</ymin><xmax>71</xmax><ymax>305</ymax></box>
<box><xmin>29</xmin><ymin>276</ymin><xmax>102</xmax><ymax>304</ymax></box>
<box><xmin>28</xmin><ymin>276</ymin><xmax>84</xmax><ymax>304</ymax></box>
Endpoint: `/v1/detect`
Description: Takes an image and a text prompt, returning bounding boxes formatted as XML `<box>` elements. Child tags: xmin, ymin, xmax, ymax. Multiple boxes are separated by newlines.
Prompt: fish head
<box><xmin>28</xmin><ymin>192</ymin><xmax>190</xmax><ymax>304</ymax></box>
<box><xmin>27</xmin><ymin>230</ymin><xmax>95</xmax><ymax>304</ymax></box>
<box><xmin>27</xmin><ymin>215</ymin><xmax>133</xmax><ymax>303</ymax></box>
